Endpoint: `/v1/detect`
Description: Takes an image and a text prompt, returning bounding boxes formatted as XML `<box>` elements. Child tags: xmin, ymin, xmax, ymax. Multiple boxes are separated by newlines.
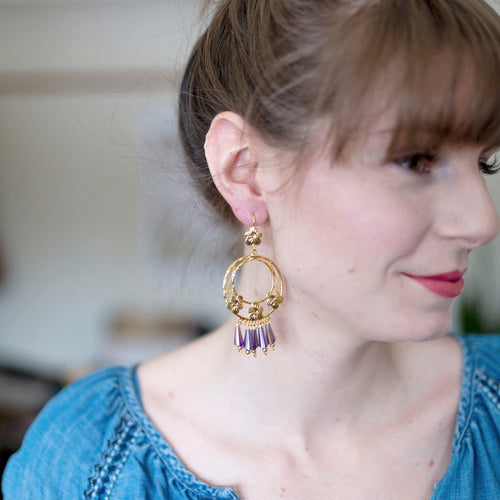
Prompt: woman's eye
<box><xmin>392</xmin><ymin>152</ymin><xmax>436</xmax><ymax>174</ymax></box>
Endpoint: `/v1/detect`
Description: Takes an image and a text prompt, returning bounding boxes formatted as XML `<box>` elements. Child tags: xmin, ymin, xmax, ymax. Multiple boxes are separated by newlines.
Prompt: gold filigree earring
<box><xmin>222</xmin><ymin>216</ymin><xmax>284</xmax><ymax>357</ymax></box>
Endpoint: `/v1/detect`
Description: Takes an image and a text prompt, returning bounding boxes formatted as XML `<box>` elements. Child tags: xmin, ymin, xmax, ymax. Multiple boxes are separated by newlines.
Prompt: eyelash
<box><xmin>393</xmin><ymin>152</ymin><xmax>500</xmax><ymax>175</ymax></box>
<box><xmin>479</xmin><ymin>155</ymin><xmax>500</xmax><ymax>175</ymax></box>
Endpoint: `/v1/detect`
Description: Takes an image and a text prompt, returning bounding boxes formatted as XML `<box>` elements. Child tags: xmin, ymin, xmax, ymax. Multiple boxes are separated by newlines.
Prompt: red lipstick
<box><xmin>403</xmin><ymin>271</ymin><xmax>465</xmax><ymax>298</ymax></box>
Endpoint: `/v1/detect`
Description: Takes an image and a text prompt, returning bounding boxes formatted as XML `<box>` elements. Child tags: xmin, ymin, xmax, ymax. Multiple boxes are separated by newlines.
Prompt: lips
<box><xmin>403</xmin><ymin>270</ymin><xmax>465</xmax><ymax>298</ymax></box>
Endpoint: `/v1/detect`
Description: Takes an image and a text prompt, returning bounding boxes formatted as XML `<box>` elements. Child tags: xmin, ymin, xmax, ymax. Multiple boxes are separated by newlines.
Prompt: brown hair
<box><xmin>179</xmin><ymin>0</ymin><xmax>500</xmax><ymax>224</ymax></box>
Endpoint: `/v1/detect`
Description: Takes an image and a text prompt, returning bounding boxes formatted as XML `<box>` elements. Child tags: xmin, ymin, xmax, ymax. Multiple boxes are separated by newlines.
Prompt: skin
<box><xmin>138</xmin><ymin>111</ymin><xmax>499</xmax><ymax>499</ymax></box>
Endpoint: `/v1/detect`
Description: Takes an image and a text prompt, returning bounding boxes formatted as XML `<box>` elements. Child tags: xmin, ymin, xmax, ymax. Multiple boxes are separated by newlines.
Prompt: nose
<box><xmin>435</xmin><ymin>169</ymin><xmax>500</xmax><ymax>250</ymax></box>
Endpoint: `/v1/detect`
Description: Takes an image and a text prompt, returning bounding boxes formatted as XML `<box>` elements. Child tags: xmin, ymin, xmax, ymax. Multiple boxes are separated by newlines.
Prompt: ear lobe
<box><xmin>204</xmin><ymin>112</ymin><xmax>268</xmax><ymax>226</ymax></box>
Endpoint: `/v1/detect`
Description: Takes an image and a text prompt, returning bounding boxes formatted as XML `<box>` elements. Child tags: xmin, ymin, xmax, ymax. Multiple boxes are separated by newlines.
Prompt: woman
<box><xmin>3</xmin><ymin>0</ymin><xmax>500</xmax><ymax>498</ymax></box>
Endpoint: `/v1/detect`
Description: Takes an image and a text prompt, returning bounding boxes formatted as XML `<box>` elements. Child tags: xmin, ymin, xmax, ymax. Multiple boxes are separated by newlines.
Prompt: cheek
<box><xmin>271</xmin><ymin>168</ymin><xmax>431</xmax><ymax>286</ymax></box>
<box><xmin>355</xmin><ymin>208</ymin><xmax>425</xmax><ymax>257</ymax></box>
<box><xmin>301</xmin><ymin>189</ymin><xmax>427</xmax><ymax>265</ymax></box>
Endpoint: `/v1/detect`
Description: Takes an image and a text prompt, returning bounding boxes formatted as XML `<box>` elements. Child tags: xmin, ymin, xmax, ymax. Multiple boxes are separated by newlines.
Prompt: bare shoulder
<box><xmin>137</xmin><ymin>329</ymin><xmax>227</xmax><ymax>411</ymax></box>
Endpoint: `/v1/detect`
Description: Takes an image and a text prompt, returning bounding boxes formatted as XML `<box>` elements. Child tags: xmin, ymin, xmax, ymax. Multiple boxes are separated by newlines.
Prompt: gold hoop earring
<box><xmin>222</xmin><ymin>216</ymin><xmax>283</xmax><ymax>357</ymax></box>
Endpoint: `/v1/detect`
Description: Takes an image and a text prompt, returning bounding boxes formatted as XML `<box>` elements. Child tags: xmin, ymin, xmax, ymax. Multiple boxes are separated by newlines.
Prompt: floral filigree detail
<box><xmin>244</xmin><ymin>226</ymin><xmax>262</xmax><ymax>246</ymax></box>
<box><xmin>226</xmin><ymin>294</ymin><xmax>243</xmax><ymax>314</ymax></box>
<box><xmin>248</xmin><ymin>303</ymin><xmax>264</xmax><ymax>321</ymax></box>
<box><xmin>266</xmin><ymin>294</ymin><xmax>283</xmax><ymax>309</ymax></box>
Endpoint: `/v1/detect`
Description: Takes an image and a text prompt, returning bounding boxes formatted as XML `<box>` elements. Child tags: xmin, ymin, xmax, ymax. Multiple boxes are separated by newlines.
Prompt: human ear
<box><xmin>204</xmin><ymin>112</ymin><xmax>268</xmax><ymax>226</ymax></box>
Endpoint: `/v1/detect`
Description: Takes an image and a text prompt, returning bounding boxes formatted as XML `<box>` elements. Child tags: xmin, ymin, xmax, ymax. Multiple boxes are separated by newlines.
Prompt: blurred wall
<box><xmin>0</xmin><ymin>0</ymin><xmax>232</xmax><ymax>378</ymax></box>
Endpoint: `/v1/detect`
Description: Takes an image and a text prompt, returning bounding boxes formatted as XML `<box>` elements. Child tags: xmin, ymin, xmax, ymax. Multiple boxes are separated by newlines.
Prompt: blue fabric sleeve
<box><xmin>432</xmin><ymin>334</ymin><xmax>500</xmax><ymax>498</ymax></box>
<box><xmin>2</xmin><ymin>367</ymin><xmax>126</xmax><ymax>499</ymax></box>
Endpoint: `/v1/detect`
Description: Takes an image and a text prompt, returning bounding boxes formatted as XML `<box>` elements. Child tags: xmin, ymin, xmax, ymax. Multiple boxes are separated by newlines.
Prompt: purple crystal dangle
<box><xmin>265</xmin><ymin>323</ymin><xmax>276</xmax><ymax>349</ymax></box>
<box><xmin>234</xmin><ymin>325</ymin><xmax>244</xmax><ymax>350</ymax></box>
<box><xmin>250</xmin><ymin>328</ymin><xmax>259</xmax><ymax>355</ymax></box>
<box><xmin>258</xmin><ymin>325</ymin><xmax>269</xmax><ymax>354</ymax></box>
<box><xmin>244</xmin><ymin>328</ymin><xmax>259</xmax><ymax>356</ymax></box>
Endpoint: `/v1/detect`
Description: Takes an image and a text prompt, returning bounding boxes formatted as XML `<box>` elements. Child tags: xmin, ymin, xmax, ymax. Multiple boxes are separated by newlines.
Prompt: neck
<box><xmin>219</xmin><ymin>311</ymin><xmax>415</xmax><ymax>445</ymax></box>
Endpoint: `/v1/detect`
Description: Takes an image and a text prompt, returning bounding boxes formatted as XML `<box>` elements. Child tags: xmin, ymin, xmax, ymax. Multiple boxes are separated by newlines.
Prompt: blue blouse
<box><xmin>2</xmin><ymin>334</ymin><xmax>500</xmax><ymax>499</ymax></box>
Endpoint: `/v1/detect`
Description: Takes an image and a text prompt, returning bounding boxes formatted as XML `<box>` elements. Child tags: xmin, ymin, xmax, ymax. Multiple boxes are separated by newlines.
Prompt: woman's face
<box><xmin>263</xmin><ymin>120</ymin><xmax>500</xmax><ymax>343</ymax></box>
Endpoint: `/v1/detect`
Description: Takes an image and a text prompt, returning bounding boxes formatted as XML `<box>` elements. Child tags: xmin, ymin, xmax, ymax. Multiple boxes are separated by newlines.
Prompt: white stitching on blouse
<box><xmin>85</xmin><ymin>417</ymin><xmax>138</xmax><ymax>499</ymax></box>
<box><xmin>477</xmin><ymin>370</ymin><xmax>500</xmax><ymax>411</ymax></box>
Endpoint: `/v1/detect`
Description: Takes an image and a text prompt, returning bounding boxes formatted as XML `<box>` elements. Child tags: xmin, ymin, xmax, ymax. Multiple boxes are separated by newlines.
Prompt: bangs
<box><xmin>315</xmin><ymin>0</ymin><xmax>500</xmax><ymax>158</ymax></box>
<box><xmin>389</xmin><ymin>1</ymin><xmax>500</xmax><ymax>154</ymax></box>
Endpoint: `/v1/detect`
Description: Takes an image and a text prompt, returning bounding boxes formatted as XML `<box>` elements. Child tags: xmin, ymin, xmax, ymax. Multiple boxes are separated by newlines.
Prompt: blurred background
<box><xmin>0</xmin><ymin>0</ymin><xmax>236</xmax><ymax>476</ymax></box>
<box><xmin>0</xmin><ymin>0</ymin><xmax>500</xmax><ymax>482</ymax></box>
